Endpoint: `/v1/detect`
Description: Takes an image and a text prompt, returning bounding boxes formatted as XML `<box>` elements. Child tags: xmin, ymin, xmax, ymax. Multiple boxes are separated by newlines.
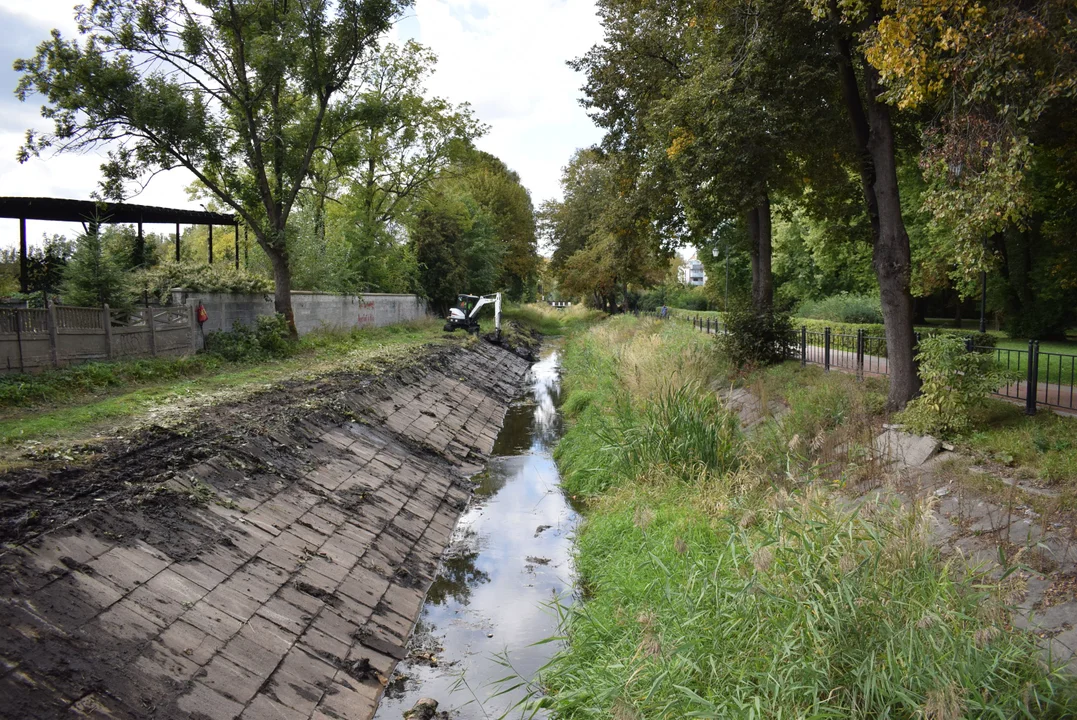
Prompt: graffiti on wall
<box><xmin>357</xmin><ymin>301</ymin><xmax>376</xmax><ymax>328</ymax></box>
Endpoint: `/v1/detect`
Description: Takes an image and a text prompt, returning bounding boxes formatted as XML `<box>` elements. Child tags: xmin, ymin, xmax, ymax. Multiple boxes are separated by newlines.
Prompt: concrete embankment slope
<box><xmin>0</xmin><ymin>340</ymin><xmax>531</xmax><ymax>719</ymax></box>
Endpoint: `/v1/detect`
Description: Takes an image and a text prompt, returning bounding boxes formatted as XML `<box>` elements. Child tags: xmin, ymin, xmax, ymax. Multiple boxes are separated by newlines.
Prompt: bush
<box><xmin>900</xmin><ymin>335</ymin><xmax>1014</xmax><ymax>436</ymax></box>
<box><xmin>133</xmin><ymin>261</ymin><xmax>273</xmax><ymax>303</ymax></box>
<box><xmin>204</xmin><ymin>314</ymin><xmax>294</xmax><ymax>361</ymax></box>
<box><xmin>799</xmin><ymin>293</ymin><xmax>883</xmax><ymax>324</ymax></box>
<box><xmin>720</xmin><ymin>305</ymin><xmax>794</xmax><ymax>369</ymax></box>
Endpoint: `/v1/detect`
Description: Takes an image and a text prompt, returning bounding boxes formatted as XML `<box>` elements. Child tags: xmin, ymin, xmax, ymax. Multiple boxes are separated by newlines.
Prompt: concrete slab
<box><xmin>0</xmin><ymin>341</ymin><xmax>530</xmax><ymax>720</ymax></box>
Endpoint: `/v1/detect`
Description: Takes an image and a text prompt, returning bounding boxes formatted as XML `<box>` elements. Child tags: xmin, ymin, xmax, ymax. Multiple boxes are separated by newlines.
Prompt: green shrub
<box><xmin>799</xmin><ymin>293</ymin><xmax>883</xmax><ymax>324</ymax></box>
<box><xmin>205</xmin><ymin>314</ymin><xmax>294</xmax><ymax>361</ymax></box>
<box><xmin>133</xmin><ymin>261</ymin><xmax>273</xmax><ymax>303</ymax></box>
<box><xmin>719</xmin><ymin>305</ymin><xmax>794</xmax><ymax>369</ymax></box>
<box><xmin>901</xmin><ymin>335</ymin><xmax>1014</xmax><ymax>436</ymax></box>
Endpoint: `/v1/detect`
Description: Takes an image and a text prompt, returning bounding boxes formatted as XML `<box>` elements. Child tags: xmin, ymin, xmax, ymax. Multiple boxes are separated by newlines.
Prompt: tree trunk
<box><xmin>260</xmin><ymin>236</ymin><xmax>297</xmax><ymax>338</ymax></box>
<box><xmin>832</xmin><ymin>25</ymin><xmax>919</xmax><ymax>411</ymax></box>
<box><xmin>747</xmin><ymin>194</ymin><xmax>773</xmax><ymax>312</ymax></box>
<box><xmin>864</xmin><ymin>68</ymin><xmax>919</xmax><ymax>411</ymax></box>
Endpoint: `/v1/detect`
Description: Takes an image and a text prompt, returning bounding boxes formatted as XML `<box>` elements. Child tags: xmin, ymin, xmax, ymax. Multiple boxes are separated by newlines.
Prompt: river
<box><xmin>373</xmin><ymin>343</ymin><xmax>577</xmax><ymax>719</ymax></box>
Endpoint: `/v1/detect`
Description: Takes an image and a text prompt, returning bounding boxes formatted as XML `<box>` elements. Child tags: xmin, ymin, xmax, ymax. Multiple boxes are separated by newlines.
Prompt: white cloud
<box><xmin>396</xmin><ymin>0</ymin><xmax>605</xmax><ymax>205</ymax></box>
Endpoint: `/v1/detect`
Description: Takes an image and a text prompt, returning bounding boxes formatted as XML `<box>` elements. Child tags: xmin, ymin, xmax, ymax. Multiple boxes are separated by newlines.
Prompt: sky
<box><xmin>0</xmin><ymin>0</ymin><xmax>607</xmax><ymax>249</ymax></box>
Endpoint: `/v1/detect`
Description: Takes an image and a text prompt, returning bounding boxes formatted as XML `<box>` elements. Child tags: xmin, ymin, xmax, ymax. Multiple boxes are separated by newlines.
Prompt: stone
<box><xmin>873</xmin><ymin>429</ymin><xmax>940</xmax><ymax>469</ymax></box>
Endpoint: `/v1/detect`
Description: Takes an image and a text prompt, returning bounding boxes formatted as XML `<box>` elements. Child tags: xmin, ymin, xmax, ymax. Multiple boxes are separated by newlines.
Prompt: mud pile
<box><xmin>484</xmin><ymin>321</ymin><xmax>541</xmax><ymax>362</ymax></box>
<box><xmin>0</xmin><ymin>341</ymin><xmax>531</xmax><ymax>719</ymax></box>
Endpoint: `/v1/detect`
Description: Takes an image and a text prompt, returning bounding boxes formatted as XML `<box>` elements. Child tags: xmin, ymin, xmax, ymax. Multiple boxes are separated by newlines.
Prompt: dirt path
<box><xmin>0</xmin><ymin>340</ymin><xmax>531</xmax><ymax>719</ymax></box>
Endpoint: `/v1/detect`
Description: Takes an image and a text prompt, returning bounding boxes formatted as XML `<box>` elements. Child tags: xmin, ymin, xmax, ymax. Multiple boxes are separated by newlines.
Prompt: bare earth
<box><xmin>0</xmin><ymin>340</ymin><xmax>531</xmax><ymax>719</ymax></box>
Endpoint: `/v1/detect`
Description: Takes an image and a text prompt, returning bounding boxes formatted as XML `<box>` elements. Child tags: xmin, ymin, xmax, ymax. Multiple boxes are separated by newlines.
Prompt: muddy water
<box><xmin>373</xmin><ymin>344</ymin><xmax>577</xmax><ymax>719</ymax></box>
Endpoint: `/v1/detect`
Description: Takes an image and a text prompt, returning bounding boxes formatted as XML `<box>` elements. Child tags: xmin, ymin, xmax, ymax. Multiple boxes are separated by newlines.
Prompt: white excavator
<box><xmin>443</xmin><ymin>292</ymin><xmax>501</xmax><ymax>338</ymax></box>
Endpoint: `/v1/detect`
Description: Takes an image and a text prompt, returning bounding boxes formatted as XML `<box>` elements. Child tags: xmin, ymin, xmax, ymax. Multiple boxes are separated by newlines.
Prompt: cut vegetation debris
<box><xmin>537</xmin><ymin>315</ymin><xmax>1077</xmax><ymax>718</ymax></box>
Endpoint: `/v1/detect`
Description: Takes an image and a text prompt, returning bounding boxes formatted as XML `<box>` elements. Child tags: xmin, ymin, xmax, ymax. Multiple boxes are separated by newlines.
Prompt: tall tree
<box><xmin>16</xmin><ymin>0</ymin><xmax>408</xmax><ymax>335</ymax></box>
<box><xmin>801</xmin><ymin>0</ymin><xmax>923</xmax><ymax>408</ymax></box>
<box><xmin>543</xmin><ymin>149</ymin><xmax>668</xmax><ymax>311</ymax></box>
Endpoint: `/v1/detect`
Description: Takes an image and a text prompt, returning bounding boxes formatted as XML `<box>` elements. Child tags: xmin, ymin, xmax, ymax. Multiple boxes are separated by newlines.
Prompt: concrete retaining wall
<box><xmin>169</xmin><ymin>290</ymin><xmax>428</xmax><ymax>348</ymax></box>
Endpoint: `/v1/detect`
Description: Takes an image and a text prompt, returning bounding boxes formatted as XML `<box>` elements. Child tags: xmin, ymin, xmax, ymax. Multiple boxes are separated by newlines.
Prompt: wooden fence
<box><xmin>0</xmin><ymin>304</ymin><xmax>196</xmax><ymax>374</ymax></box>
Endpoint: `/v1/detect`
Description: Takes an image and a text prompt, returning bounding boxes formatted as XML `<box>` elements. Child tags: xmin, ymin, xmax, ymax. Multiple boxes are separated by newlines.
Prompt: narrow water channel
<box><xmin>373</xmin><ymin>343</ymin><xmax>577</xmax><ymax>719</ymax></box>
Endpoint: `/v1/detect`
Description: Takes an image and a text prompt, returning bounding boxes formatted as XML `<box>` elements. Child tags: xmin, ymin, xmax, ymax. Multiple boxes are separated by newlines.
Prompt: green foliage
<box><xmin>132</xmin><ymin>262</ymin><xmax>273</xmax><ymax>303</ymax></box>
<box><xmin>606</xmin><ymin>384</ymin><xmax>741</xmax><ymax>482</ymax></box>
<box><xmin>543</xmin><ymin>314</ymin><xmax>1075</xmax><ymax>718</ymax></box>
<box><xmin>542</xmin><ymin>149</ymin><xmax>669</xmax><ymax>311</ymax></box>
<box><xmin>638</xmin><ymin>284</ymin><xmax>711</xmax><ymax>312</ymax></box>
<box><xmin>720</xmin><ymin>305</ymin><xmax>794</xmax><ymax>369</ymax></box>
<box><xmin>501</xmin><ymin>303</ymin><xmax>605</xmax><ymax>336</ymax></box>
<box><xmin>204</xmin><ymin>315</ymin><xmax>295</xmax><ymax>362</ymax></box>
<box><xmin>901</xmin><ymin>335</ymin><xmax>1014</xmax><ymax>437</ymax></box>
<box><xmin>962</xmin><ymin>401</ymin><xmax>1077</xmax><ymax>486</ymax></box>
<box><xmin>61</xmin><ymin>229</ymin><xmax>130</xmax><ymax>309</ymax></box>
<box><xmin>409</xmin><ymin>149</ymin><xmax>540</xmax><ymax>311</ymax></box>
<box><xmin>15</xmin><ymin>0</ymin><xmax>409</xmax><ymax>325</ymax></box>
<box><xmin>543</xmin><ymin>486</ymin><xmax>1075</xmax><ymax>719</ymax></box>
<box><xmin>799</xmin><ymin>293</ymin><xmax>883</xmax><ymax>324</ymax></box>
<box><xmin>0</xmin><ymin>354</ymin><xmax>219</xmax><ymax>409</ymax></box>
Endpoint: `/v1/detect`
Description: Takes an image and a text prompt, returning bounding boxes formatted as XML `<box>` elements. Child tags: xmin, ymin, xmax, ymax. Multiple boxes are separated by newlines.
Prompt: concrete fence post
<box><xmin>103</xmin><ymin>304</ymin><xmax>113</xmax><ymax>360</ymax></box>
<box><xmin>47</xmin><ymin>302</ymin><xmax>60</xmax><ymax>367</ymax></box>
<box><xmin>146</xmin><ymin>308</ymin><xmax>157</xmax><ymax>357</ymax></box>
<box><xmin>14</xmin><ymin>309</ymin><xmax>25</xmax><ymax>373</ymax></box>
<box><xmin>189</xmin><ymin>304</ymin><xmax>198</xmax><ymax>353</ymax></box>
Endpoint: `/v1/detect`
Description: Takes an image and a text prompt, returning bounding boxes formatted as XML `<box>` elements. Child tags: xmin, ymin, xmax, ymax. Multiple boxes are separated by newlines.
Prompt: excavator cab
<box><xmin>444</xmin><ymin>292</ymin><xmax>501</xmax><ymax>337</ymax></box>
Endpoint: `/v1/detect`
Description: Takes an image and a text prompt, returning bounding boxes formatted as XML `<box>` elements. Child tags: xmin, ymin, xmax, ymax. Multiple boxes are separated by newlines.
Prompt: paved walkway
<box><xmin>0</xmin><ymin>342</ymin><xmax>530</xmax><ymax>719</ymax></box>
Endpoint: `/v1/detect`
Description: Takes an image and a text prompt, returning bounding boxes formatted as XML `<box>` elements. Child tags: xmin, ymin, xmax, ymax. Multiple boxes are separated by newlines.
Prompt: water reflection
<box><xmin>373</xmin><ymin>344</ymin><xmax>576</xmax><ymax>720</ymax></box>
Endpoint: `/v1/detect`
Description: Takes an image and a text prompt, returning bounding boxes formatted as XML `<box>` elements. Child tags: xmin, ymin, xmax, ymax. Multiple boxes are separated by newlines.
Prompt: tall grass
<box><xmin>538</xmin><ymin>315</ymin><xmax>1077</xmax><ymax>718</ymax></box>
<box><xmin>543</xmin><ymin>485</ymin><xmax>1075</xmax><ymax>719</ymax></box>
<box><xmin>502</xmin><ymin>303</ymin><xmax>605</xmax><ymax>335</ymax></box>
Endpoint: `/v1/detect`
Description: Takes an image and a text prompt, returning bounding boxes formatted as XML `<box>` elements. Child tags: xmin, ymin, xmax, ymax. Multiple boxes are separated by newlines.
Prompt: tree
<box><xmin>62</xmin><ymin>226</ymin><xmax>130</xmax><ymax>308</ymax></box>
<box><xmin>16</xmin><ymin>0</ymin><xmax>408</xmax><ymax>336</ymax></box>
<box><xmin>797</xmin><ymin>0</ymin><xmax>923</xmax><ymax>409</ymax></box>
<box><xmin>543</xmin><ymin>149</ymin><xmax>668</xmax><ymax>311</ymax></box>
<box><xmin>342</xmin><ymin>41</ymin><xmax>485</xmax><ymax>240</ymax></box>
<box><xmin>865</xmin><ymin>0</ymin><xmax>1077</xmax><ymax>338</ymax></box>
<box><xmin>451</xmin><ymin>151</ymin><xmax>540</xmax><ymax>301</ymax></box>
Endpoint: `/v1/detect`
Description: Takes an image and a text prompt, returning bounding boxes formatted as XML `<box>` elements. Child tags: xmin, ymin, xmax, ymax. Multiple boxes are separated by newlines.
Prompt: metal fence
<box><xmin>661</xmin><ymin>311</ymin><xmax>1077</xmax><ymax>415</ymax></box>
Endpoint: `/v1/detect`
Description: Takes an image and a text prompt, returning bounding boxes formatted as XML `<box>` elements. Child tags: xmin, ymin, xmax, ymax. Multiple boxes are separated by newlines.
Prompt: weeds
<box><xmin>539</xmin><ymin>315</ymin><xmax>1077</xmax><ymax>717</ymax></box>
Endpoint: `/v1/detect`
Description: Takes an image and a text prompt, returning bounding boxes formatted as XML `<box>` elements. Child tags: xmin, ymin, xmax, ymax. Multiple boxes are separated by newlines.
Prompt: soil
<box><xmin>486</xmin><ymin>321</ymin><xmax>542</xmax><ymax>362</ymax></box>
<box><xmin>0</xmin><ymin>340</ymin><xmax>533</xmax><ymax>719</ymax></box>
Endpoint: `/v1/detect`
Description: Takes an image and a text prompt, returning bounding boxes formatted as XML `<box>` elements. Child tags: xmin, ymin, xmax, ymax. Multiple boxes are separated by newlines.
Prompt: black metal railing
<box><xmin>662</xmin><ymin>310</ymin><xmax>1077</xmax><ymax>415</ymax></box>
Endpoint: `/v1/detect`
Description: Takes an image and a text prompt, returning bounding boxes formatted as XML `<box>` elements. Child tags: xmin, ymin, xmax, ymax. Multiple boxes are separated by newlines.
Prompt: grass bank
<box><xmin>539</xmin><ymin>316</ymin><xmax>1077</xmax><ymax>718</ymax></box>
<box><xmin>502</xmin><ymin>302</ymin><xmax>605</xmax><ymax>336</ymax></box>
<box><xmin>0</xmin><ymin>318</ymin><xmax>447</xmax><ymax>454</ymax></box>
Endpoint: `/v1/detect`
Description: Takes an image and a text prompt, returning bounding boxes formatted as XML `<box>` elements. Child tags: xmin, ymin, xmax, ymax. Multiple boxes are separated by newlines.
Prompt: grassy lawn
<box><xmin>539</xmin><ymin>315</ymin><xmax>1077</xmax><ymax>717</ymax></box>
<box><xmin>0</xmin><ymin>319</ymin><xmax>449</xmax><ymax>459</ymax></box>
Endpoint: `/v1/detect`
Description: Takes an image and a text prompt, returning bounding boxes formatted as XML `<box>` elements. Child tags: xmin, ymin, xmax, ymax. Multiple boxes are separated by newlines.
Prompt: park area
<box><xmin>1</xmin><ymin>0</ymin><xmax>1076</xmax><ymax>718</ymax></box>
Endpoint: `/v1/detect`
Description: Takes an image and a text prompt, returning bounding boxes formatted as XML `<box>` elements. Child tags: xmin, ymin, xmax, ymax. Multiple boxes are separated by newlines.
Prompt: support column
<box><xmin>234</xmin><ymin>223</ymin><xmax>240</xmax><ymax>270</ymax></box>
<box><xmin>208</xmin><ymin>225</ymin><xmax>213</xmax><ymax>264</ymax></box>
<box><xmin>175</xmin><ymin>223</ymin><xmax>181</xmax><ymax>262</ymax></box>
<box><xmin>19</xmin><ymin>217</ymin><xmax>27</xmax><ymax>293</ymax></box>
<box><xmin>137</xmin><ymin>220</ymin><xmax>145</xmax><ymax>267</ymax></box>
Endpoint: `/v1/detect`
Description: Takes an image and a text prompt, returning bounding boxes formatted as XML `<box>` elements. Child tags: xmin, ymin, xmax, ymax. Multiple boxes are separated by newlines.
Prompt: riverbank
<box><xmin>541</xmin><ymin>315</ymin><xmax>1077</xmax><ymax>717</ymax></box>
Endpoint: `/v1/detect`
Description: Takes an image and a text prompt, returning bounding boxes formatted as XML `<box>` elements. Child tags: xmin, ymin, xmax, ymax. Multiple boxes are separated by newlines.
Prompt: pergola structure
<box><xmin>0</xmin><ymin>197</ymin><xmax>239</xmax><ymax>293</ymax></box>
